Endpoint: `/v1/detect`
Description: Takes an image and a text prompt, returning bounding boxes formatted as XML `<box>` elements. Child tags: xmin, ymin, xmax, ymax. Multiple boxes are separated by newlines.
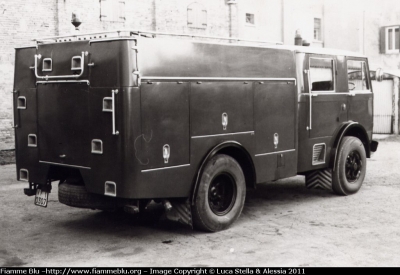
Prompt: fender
<box><xmin>191</xmin><ymin>141</ymin><xmax>256</xmax><ymax>205</ymax></box>
<box><xmin>329</xmin><ymin>122</ymin><xmax>370</xmax><ymax>171</ymax></box>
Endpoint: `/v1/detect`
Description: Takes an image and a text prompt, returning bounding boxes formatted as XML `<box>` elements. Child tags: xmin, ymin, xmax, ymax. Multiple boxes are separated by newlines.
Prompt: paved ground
<box><xmin>1</xmin><ymin>135</ymin><xmax>400</xmax><ymax>267</ymax></box>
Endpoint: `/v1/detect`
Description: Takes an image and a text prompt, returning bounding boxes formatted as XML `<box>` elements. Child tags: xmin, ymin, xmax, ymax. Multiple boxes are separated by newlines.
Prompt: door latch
<box><xmin>222</xmin><ymin>113</ymin><xmax>228</xmax><ymax>130</ymax></box>
<box><xmin>163</xmin><ymin>144</ymin><xmax>170</xmax><ymax>164</ymax></box>
<box><xmin>274</xmin><ymin>133</ymin><xmax>279</xmax><ymax>149</ymax></box>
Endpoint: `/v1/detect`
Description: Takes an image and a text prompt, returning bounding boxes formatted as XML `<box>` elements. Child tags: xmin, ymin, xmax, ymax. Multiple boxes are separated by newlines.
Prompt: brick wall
<box><xmin>0</xmin><ymin>0</ymin><xmax>57</xmax><ymax>150</ymax></box>
<box><xmin>56</xmin><ymin>0</ymin><xmax>231</xmax><ymax>37</ymax></box>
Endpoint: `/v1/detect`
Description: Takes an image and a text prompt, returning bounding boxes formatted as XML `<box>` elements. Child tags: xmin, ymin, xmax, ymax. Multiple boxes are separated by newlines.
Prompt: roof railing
<box><xmin>33</xmin><ymin>29</ymin><xmax>283</xmax><ymax>45</ymax></box>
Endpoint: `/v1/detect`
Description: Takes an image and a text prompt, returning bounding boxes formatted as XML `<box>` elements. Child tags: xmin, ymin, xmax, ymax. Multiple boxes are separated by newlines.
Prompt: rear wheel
<box><xmin>332</xmin><ymin>136</ymin><xmax>367</xmax><ymax>195</ymax></box>
<box><xmin>192</xmin><ymin>154</ymin><xmax>246</xmax><ymax>232</ymax></box>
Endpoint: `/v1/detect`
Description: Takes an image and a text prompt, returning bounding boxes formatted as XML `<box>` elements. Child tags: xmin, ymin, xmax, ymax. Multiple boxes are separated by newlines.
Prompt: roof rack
<box><xmin>33</xmin><ymin>29</ymin><xmax>283</xmax><ymax>45</ymax></box>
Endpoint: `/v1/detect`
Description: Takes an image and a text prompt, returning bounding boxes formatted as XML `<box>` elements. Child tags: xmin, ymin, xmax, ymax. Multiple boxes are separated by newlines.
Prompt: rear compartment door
<box><xmin>37</xmin><ymin>84</ymin><xmax>91</xmax><ymax>168</ymax></box>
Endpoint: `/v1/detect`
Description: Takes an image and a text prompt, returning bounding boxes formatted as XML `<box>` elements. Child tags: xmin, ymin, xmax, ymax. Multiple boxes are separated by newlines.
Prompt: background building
<box><xmin>1</xmin><ymin>0</ymin><xmax>400</xmax><ymax>150</ymax></box>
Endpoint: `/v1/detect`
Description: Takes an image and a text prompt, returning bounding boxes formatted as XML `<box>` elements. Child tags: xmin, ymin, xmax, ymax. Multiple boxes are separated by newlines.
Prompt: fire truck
<box><xmin>13</xmin><ymin>30</ymin><xmax>379</xmax><ymax>231</ymax></box>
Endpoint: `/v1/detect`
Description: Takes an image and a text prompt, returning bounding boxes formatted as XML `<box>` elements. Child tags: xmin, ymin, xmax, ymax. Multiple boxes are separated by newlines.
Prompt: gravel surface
<box><xmin>0</xmin><ymin>135</ymin><xmax>399</xmax><ymax>267</ymax></box>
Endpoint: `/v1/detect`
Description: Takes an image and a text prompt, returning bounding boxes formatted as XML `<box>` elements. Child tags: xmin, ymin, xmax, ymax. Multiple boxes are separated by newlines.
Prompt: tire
<box><xmin>192</xmin><ymin>154</ymin><xmax>246</xmax><ymax>232</ymax></box>
<box><xmin>58</xmin><ymin>182</ymin><xmax>117</xmax><ymax>210</ymax></box>
<box><xmin>332</xmin><ymin>136</ymin><xmax>367</xmax><ymax>196</ymax></box>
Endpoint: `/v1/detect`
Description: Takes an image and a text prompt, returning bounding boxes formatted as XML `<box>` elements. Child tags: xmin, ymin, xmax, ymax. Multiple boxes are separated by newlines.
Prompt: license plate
<box><xmin>34</xmin><ymin>189</ymin><xmax>48</xmax><ymax>207</ymax></box>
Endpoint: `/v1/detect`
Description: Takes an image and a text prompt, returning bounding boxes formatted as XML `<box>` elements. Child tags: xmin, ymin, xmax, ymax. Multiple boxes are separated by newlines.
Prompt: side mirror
<box><xmin>376</xmin><ymin>68</ymin><xmax>384</xmax><ymax>82</ymax></box>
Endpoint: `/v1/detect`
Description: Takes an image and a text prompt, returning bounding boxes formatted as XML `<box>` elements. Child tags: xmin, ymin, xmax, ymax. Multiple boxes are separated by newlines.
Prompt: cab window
<box><xmin>347</xmin><ymin>60</ymin><xmax>369</xmax><ymax>91</ymax></box>
<box><xmin>309</xmin><ymin>58</ymin><xmax>335</xmax><ymax>92</ymax></box>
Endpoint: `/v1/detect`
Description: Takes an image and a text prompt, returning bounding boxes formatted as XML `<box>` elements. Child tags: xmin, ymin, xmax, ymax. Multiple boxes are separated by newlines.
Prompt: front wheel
<box><xmin>332</xmin><ymin>136</ymin><xmax>367</xmax><ymax>195</ymax></box>
<box><xmin>192</xmin><ymin>154</ymin><xmax>246</xmax><ymax>232</ymax></box>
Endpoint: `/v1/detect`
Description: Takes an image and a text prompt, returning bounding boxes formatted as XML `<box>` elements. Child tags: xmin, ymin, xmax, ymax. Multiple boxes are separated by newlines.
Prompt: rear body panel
<box><xmin>38</xmin><ymin>84</ymin><xmax>91</xmax><ymax>167</ymax></box>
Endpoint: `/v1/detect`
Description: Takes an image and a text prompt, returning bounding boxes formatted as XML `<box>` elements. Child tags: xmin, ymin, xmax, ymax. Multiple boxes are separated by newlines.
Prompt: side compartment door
<box><xmin>140</xmin><ymin>82</ymin><xmax>190</xmax><ymax>170</ymax></box>
<box><xmin>190</xmin><ymin>82</ymin><xmax>253</xmax><ymax>137</ymax></box>
<box><xmin>254</xmin><ymin>81</ymin><xmax>296</xmax><ymax>153</ymax></box>
<box><xmin>346</xmin><ymin>58</ymin><xmax>373</xmax><ymax>137</ymax></box>
<box><xmin>254</xmin><ymin>81</ymin><xmax>297</xmax><ymax>181</ymax></box>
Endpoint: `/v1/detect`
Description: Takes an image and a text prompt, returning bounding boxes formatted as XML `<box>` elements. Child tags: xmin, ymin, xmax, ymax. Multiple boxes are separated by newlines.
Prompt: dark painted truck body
<box><xmin>14</xmin><ymin>31</ymin><xmax>378</xmax><ymax>231</ymax></box>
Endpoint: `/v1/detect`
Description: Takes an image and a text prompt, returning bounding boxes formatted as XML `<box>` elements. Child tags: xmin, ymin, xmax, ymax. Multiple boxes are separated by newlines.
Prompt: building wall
<box><xmin>282</xmin><ymin>0</ymin><xmax>324</xmax><ymax>46</ymax></box>
<box><xmin>237</xmin><ymin>0</ymin><xmax>282</xmax><ymax>43</ymax></box>
<box><xmin>363</xmin><ymin>0</ymin><xmax>400</xmax><ymax>70</ymax></box>
<box><xmin>323</xmin><ymin>0</ymin><xmax>400</xmax><ymax>70</ymax></box>
<box><xmin>56</xmin><ymin>0</ymin><xmax>156</xmax><ymax>35</ymax></box>
<box><xmin>324</xmin><ymin>0</ymin><xmax>363</xmax><ymax>53</ymax></box>
<box><xmin>56</xmin><ymin>0</ymin><xmax>231</xmax><ymax>37</ymax></box>
<box><xmin>0</xmin><ymin>0</ymin><xmax>57</xmax><ymax>149</ymax></box>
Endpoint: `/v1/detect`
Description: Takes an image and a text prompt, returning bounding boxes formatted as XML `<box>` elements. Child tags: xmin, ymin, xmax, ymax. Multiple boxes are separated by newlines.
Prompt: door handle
<box><xmin>111</xmin><ymin>89</ymin><xmax>119</xmax><ymax>135</ymax></box>
<box><xmin>305</xmin><ymin>70</ymin><xmax>312</xmax><ymax>131</ymax></box>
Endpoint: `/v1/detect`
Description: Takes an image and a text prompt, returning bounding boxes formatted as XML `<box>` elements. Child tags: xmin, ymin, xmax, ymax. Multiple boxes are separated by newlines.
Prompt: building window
<box><xmin>387</xmin><ymin>26</ymin><xmax>399</xmax><ymax>53</ymax></box>
<box><xmin>100</xmin><ymin>0</ymin><xmax>125</xmax><ymax>22</ymax></box>
<box><xmin>187</xmin><ymin>3</ymin><xmax>207</xmax><ymax>29</ymax></box>
<box><xmin>380</xmin><ymin>26</ymin><xmax>400</xmax><ymax>54</ymax></box>
<box><xmin>246</xmin><ymin>13</ymin><xmax>255</xmax><ymax>25</ymax></box>
<box><xmin>314</xmin><ymin>18</ymin><xmax>321</xmax><ymax>41</ymax></box>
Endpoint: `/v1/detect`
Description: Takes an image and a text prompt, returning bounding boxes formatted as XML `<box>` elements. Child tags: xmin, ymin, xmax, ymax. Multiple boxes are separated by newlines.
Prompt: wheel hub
<box><xmin>208</xmin><ymin>173</ymin><xmax>237</xmax><ymax>216</ymax></box>
<box><xmin>345</xmin><ymin>150</ymin><xmax>363</xmax><ymax>182</ymax></box>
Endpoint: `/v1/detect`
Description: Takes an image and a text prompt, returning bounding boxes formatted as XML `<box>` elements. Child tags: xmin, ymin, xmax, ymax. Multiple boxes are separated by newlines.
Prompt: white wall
<box><xmin>237</xmin><ymin>0</ymin><xmax>283</xmax><ymax>43</ymax></box>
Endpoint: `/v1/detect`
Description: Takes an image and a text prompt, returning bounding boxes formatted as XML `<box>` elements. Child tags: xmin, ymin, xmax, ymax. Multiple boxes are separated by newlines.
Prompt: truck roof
<box><xmin>288</xmin><ymin>45</ymin><xmax>366</xmax><ymax>58</ymax></box>
<box><xmin>22</xmin><ymin>29</ymin><xmax>366</xmax><ymax>59</ymax></box>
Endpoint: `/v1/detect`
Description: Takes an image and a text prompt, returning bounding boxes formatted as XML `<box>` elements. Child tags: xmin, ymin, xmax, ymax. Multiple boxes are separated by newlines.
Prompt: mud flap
<box><xmin>164</xmin><ymin>199</ymin><xmax>193</xmax><ymax>229</ymax></box>
<box><xmin>305</xmin><ymin>168</ymin><xmax>332</xmax><ymax>190</ymax></box>
<box><xmin>370</xmin><ymin>140</ymin><xmax>378</xmax><ymax>153</ymax></box>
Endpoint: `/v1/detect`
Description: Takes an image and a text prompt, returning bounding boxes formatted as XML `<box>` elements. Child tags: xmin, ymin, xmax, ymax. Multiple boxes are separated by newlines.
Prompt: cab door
<box><xmin>306</xmin><ymin>55</ymin><xmax>348</xmax><ymax>139</ymax></box>
<box><xmin>346</xmin><ymin>58</ymin><xmax>373</xmax><ymax>137</ymax></box>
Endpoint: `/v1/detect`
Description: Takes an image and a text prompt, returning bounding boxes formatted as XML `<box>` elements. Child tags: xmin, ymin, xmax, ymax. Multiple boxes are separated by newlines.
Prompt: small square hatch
<box><xmin>71</xmin><ymin>56</ymin><xmax>82</xmax><ymax>71</ymax></box>
<box><xmin>20</xmin><ymin>169</ymin><xmax>29</xmax><ymax>181</ymax></box>
<box><xmin>105</xmin><ymin>181</ymin><xmax>116</xmax><ymax>197</ymax></box>
<box><xmin>28</xmin><ymin>134</ymin><xmax>37</xmax><ymax>147</ymax></box>
<box><xmin>17</xmin><ymin>96</ymin><xmax>27</xmax><ymax>109</ymax></box>
<box><xmin>42</xmin><ymin>58</ymin><xmax>52</xmax><ymax>72</ymax></box>
<box><xmin>91</xmin><ymin>139</ymin><xmax>103</xmax><ymax>154</ymax></box>
<box><xmin>102</xmin><ymin>97</ymin><xmax>113</xmax><ymax>112</ymax></box>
